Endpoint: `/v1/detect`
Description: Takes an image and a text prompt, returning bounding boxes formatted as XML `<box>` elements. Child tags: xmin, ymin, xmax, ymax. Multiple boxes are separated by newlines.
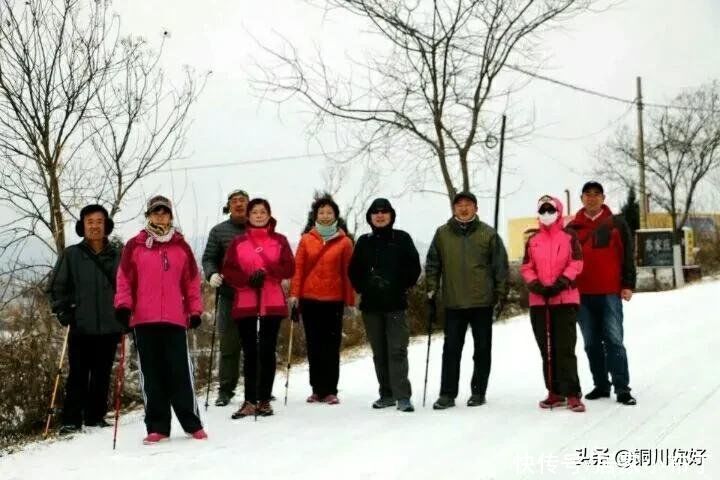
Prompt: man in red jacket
<box><xmin>567</xmin><ymin>182</ymin><xmax>637</xmax><ymax>406</ymax></box>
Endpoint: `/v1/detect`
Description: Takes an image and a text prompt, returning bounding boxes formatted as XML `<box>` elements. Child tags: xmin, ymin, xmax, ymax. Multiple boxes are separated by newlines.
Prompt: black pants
<box><xmin>236</xmin><ymin>316</ymin><xmax>282</xmax><ymax>403</ymax></box>
<box><xmin>440</xmin><ymin>307</ymin><xmax>493</xmax><ymax>399</ymax></box>
<box><xmin>134</xmin><ymin>325</ymin><xmax>202</xmax><ymax>436</ymax></box>
<box><xmin>62</xmin><ymin>332</ymin><xmax>120</xmax><ymax>427</ymax></box>
<box><xmin>301</xmin><ymin>299</ymin><xmax>344</xmax><ymax>397</ymax></box>
<box><xmin>530</xmin><ymin>304</ymin><xmax>581</xmax><ymax>397</ymax></box>
<box><xmin>218</xmin><ymin>295</ymin><xmax>242</xmax><ymax>397</ymax></box>
<box><xmin>362</xmin><ymin>310</ymin><xmax>411</xmax><ymax>400</ymax></box>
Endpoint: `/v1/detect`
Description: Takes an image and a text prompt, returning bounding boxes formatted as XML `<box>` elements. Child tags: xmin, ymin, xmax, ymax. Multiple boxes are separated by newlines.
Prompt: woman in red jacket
<box><xmin>115</xmin><ymin>195</ymin><xmax>207</xmax><ymax>444</ymax></box>
<box><xmin>520</xmin><ymin>195</ymin><xmax>585</xmax><ymax>413</ymax></box>
<box><xmin>289</xmin><ymin>196</ymin><xmax>355</xmax><ymax>404</ymax></box>
<box><xmin>222</xmin><ymin>198</ymin><xmax>295</xmax><ymax>418</ymax></box>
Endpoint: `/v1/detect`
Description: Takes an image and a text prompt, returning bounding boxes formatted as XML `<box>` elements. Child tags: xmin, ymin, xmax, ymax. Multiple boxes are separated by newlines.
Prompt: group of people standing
<box><xmin>48</xmin><ymin>180</ymin><xmax>637</xmax><ymax>446</ymax></box>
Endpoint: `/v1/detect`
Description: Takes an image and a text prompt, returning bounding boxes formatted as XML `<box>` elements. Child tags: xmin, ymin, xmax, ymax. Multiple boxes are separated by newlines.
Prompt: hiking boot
<box><xmin>257</xmin><ymin>400</ymin><xmax>274</xmax><ymax>417</ymax></box>
<box><xmin>306</xmin><ymin>393</ymin><xmax>321</xmax><ymax>403</ymax></box>
<box><xmin>567</xmin><ymin>396</ymin><xmax>586</xmax><ymax>412</ymax></box>
<box><xmin>432</xmin><ymin>396</ymin><xmax>455</xmax><ymax>410</ymax></box>
<box><xmin>396</xmin><ymin>399</ymin><xmax>415</xmax><ymax>412</ymax></box>
<box><xmin>584</xmin><ymin>387</ymin><xmax>610</xmax><ymax>400</ymax></box>
<box><xmin>215</xmin><ymin>391</ymin><xmax>233</xmax><ymax>407</ymax></box>
<box><xmin>322</xmin><ymin>394</ymin><xmax>340</xmax><ymax>405</ymax></box>
<box><xmin>467</xmin><ymin>394</ymin><xmax>486</xmax><ymax>407</ymax></box>
<box><xmin>539</xmin><ymin>392</ymin><xmax>566</xmax><ymax>409</ymax></box>
<box><xmin>372</xmin><ymin>397</ymin><xmax>396</xmax><ymax>409</ymax></box>
<box><xmin>231</xmin><ymin>401</ymin><xmax>256</xmax><ymax>419</ymax></box>
<box><xmin>85</xmin><ymin>419</ymin><xmax>111</xmax><ymax>428</ymax></box>
<box><xmin>190</xmin><ymin>428</ymin><xmax>208</xmax><ymax>440</ymax></box>
<box><xmin>617</xmin><ymin>392</ymin><xmax>637</xmax><ymax>406</ymax></box>
<box><xmin>143</xmin><ymin>432</ymin><xmax>169</xmax><ymax>445</ymax></box>
<box><xmin>58</xmin><ymin>424</ymin><xmax>82</xmax><ymax>435</ymax></box>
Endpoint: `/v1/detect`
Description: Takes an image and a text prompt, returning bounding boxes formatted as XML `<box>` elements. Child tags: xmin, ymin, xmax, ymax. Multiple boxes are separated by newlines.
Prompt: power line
<box><xmin>153</xmin><ymin>151</ymin><xmax>349</xmax><ymax>173</ymax></box>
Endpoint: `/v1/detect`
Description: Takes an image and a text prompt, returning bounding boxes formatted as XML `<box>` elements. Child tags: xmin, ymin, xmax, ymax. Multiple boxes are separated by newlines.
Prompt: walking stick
<box><xmin>112</xmin><ymin>334</ymin><xmax>126</xmax><ymax>450</ymax></box>
<box><xmin>44</xmin><ymin>326</ymin><xmax>71</xmax><ymax>437</ymax></box>
<box><xmin>284</xmin><ymin>305</ymin><xmax>299</xmax><ymax>406</ymax></box>
<box><xmin>422</xmin><ymin>298</ymin><xmax>436</xmax><ymax>408</ymax></box>
<box><xmin>545</xmin><ymin>299</ymin><xmax>554</xmax><ymax>408</ymax></box>
<box><xmin>204</xmin><ymin>293</ymin><xmax>220</xmax><ymax>410</ymax></box>
<box><xmin>255</xmin><ymin>287</ymin><xmax>262</xmax><ymax>422</ymax></box>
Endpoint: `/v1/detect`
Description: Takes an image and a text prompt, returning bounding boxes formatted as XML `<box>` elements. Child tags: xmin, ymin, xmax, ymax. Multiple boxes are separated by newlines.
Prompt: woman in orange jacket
<box><xmin>289</xmin><ymin>196</ymin><xmax>355</xmax><ymax>404</ymax></box>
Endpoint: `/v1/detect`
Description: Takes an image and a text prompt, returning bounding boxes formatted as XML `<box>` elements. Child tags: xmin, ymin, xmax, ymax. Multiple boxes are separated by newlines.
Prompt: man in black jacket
<box><xmin>349</xmin><ymin>198</ymin><xmax>421</xmax><ymax>412</ymax></box>
<box><xmin>201</xmin><ymin>189</ymin><xmax>249</xmax><ymax>406</ymax></box>
<box><xmin>49</xmin><ymin>204</ymin><xmax>123</xmax><ymax>433</ymax></box>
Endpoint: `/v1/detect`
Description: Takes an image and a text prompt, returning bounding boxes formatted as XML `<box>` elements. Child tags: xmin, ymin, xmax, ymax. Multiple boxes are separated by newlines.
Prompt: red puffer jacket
<box><xmin>520</xmin><ymin>197</ymin><xmax>583</xmax><ymax>307</ymax></box>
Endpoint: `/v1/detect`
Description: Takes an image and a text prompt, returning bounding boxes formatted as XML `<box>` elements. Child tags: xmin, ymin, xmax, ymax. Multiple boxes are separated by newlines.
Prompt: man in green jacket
<box><xmin>425</xmin><ymin>192</ymin><xmax>509</xmax><ymax>410</ymax></box>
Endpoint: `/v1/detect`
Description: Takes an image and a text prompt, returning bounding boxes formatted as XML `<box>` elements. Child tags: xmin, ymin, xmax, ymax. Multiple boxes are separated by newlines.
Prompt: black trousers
<box><xmin>530</xmin><ymin>304</ymin><xmax>582</xmax><ymax>397</ymax></box>
<box><xmin>218</xmin><ymin>294</ymin><xmax>242</xmax><ymax>397</ymax></box>
<box><xmin>62</xmin><ymin>332</ymin><xmax>120</xmax><ymax>427</ymax></box>
<box><xmin>440</xmin><ymin>307</ymin><xmax>493</xmax><ymax>399</ymax></box>
<box><xmin>301</xmin><ymin>299</ymin><xmax>344</xmax><ymax>397</ymax></box>
<box><xmin>236</xmin><ymin>316</ymin><xmax>282</xmax><ymax>403</ymax></box>
<box><xmin>134</xmin><ymin>325</ymin><xmax>202</xmax><ymax>436</ymax></box>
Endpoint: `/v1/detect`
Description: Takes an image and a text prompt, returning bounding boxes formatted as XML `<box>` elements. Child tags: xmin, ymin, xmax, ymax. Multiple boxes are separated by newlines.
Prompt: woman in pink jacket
<box><xmin>520</xmin><ymin>195</ymin><xmax>585</xmax><ymax>413</ymax></box>
<box><xmin>222</xmin><ymin>198</ymin><xmax>295</xmax><ymax>419</ymax></box>
<box><xmin>115</xmin><ymin>195</ymin><xmax>207</xmax><ymax>444</ymax></box>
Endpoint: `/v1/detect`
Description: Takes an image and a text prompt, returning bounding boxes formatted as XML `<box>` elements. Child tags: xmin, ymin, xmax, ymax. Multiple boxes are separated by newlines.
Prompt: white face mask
<box><xmin>539</xmin><ymin>212</ymin><xmax>558</xmax><ymax>226</ymax></box>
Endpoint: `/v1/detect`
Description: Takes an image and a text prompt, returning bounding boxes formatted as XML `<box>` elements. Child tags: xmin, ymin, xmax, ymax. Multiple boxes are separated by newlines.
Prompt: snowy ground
<box><xmin>2</xmin><ymin>280</ymin><xmax>718</xmax><ymax>480</ymax></box>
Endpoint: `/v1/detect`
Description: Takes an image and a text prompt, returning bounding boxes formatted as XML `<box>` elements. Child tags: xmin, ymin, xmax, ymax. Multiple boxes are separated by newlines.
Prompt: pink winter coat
<box><xmin>115</xmin><ymin>230</ymin><xmax>203</xmax><ymax>328</ymax></box>
<box><xmin>221</xmin><ymin>219</ymin><xmax>295</xmax><ymax>320</ymax></box>
<box><xmin>520</xmin><ymin>197</ymin><xmax>583</xmax><ymax>307</ymax></box>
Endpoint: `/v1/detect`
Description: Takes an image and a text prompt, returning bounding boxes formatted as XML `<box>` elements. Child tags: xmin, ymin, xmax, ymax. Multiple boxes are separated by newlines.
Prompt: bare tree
<box><xmin>252</xmin><ymin>0</ymin><xmax>604</xmax><ymax>204</ymax></box>
<box><xmin>595</xmin><ymin>81</ymin><xmax>720</xmax><ymax>242</ymax></box>
<box><xmin>0</xmin><ymin>0</ymin><xmax>205</xmax><ymax>264</ymax></box>
<box><xmin>323</xmin><ymin>162</ymin><xmax>380</xmax><ymax>237</ymax></box>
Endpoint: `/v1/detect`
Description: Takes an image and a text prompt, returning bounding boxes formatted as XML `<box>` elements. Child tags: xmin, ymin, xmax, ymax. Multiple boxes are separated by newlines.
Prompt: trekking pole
<box><xmin>204</xmin><ymin>293</ymin><xmax>220</xmax><ymax>410</ymax></box>
<box><xmin>255</xmin><ymin>287</ymin><xmax>262</xmax><ymax>422</ymax></box>
<box><xmin>44</xmin><ymin>326</ymin><xmax>71</xmax><ymax>437</ymax></box>
<box><xmin>545</xmin><ymin>299</ymin><xmax>553</xmax><ymax>408</ymax></box>
<box><xmin>284</xmin><ymin>305</ymin><xmax>299</xmax><ymax>406</ymax></box>
<box><xmin>422</xmin><ymin>298</ymin><xmax>435</xmax><ymax>408</ymax></box>
<box><xmin>112</xmin><ymin>334</ymin><xmax>126</xmax><ymax>450</ymax></box>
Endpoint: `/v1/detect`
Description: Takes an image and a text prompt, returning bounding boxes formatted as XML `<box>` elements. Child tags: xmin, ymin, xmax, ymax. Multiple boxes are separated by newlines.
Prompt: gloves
<box><xmin>369</xmin><ymin>274</ymin><xmax>390</xmax><ymax>290</ymax></box>
<box><xmin>290</xmin><ymin>305</ymin><xmax>300</xmax><ymax>323</ymax></box>
<box><xmin>527</xmin><ymin>280</ymin><xmax>547</xmax><ymax>296</ymax></box>
<box><xmin>288</xmin><ymin>296</ymin><xmax>299</xmax><ymax>309</ymax></box>
<box><xmin>426</xmin><ymin>296</ymin><xmax>437</xmax><ymax>326</ymax></box>
<box><xmin>493</xmin><ymin>297</ymin><xmax>506</xmax><ymax>321</ymax></box>
<box><xmin>115</xmin><ymin>308</ymin><xmax>131</xmax><ymax>329</ymax></box>
<box><xmin>209</xmin><ymin>273</ymin><xmax>223</xmax><ymax>288</ymax></box>
<box><xmin>249</xmin><ymin>269</ymin><xmax>266</xmax><ymax>289</ymax></box>
<box><xmin>427</xmin><ymin>290</ymin><xmax>435</xmax><ymax>300</ymax></box>
<box><xmin>57</xmin><ymin>310</ymin><xmax>75</xmax><ymax>327</ymax></box>
<box><xmin>545</xmin><ymin>276</ymin><xmax>571</xmax><ymax>297</ymax></box>
<box><xmin>189</xmin><ymin>315</ymin><xmax>202</xmax><ymax>329</ymax></box>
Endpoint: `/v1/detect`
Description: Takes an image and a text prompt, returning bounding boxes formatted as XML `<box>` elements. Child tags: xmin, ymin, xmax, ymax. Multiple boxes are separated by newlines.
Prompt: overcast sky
<box><xmin>93</xmin><ymin>0</ymin><xmax>720</xmax><ymax>252</ymax></box>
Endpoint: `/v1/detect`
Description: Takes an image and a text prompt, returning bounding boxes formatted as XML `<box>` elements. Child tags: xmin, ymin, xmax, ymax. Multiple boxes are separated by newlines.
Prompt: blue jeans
<box><xmin>577</xmin><ymin>294</ymin><xmax>631</xmax><ymax>394</ymax></box>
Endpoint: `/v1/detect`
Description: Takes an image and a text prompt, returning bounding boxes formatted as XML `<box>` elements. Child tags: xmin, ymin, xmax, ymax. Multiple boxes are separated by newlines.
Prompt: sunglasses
<box><xmin>538</xmin><ymin>204</ymin><xmax>557</xmax><ymax>215</ymax></box>
<box><xmin>371</xmin><ymin>209</ymin><xmax>390</xmax><ymax>215</ymax></box>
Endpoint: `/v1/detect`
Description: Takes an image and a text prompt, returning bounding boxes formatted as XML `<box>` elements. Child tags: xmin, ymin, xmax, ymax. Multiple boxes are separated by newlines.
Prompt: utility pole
<box><xmin>636</xmin><ymin>76</ymin><xmax>648</xmax><ymax>228</ymax></box>
<box><xmin>493</xmin><ymin>115</ymin><xmax>506</xmax><ymax>231</ymax></box>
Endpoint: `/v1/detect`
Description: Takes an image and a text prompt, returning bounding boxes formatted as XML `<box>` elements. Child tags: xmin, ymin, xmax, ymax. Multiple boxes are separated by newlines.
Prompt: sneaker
<box><xmin>467</xmin><ymin>394</ymin><xmax>486</xmax><ymax>407</ymax></box>
<box><xmin>584</xmin><ymin>387</ymin><xmax>610</xmax><ymax>400</ymax></box>
<box><xmin>231</xmin><ymin>401</ymin><xmax>256</xmax><ymax>419</ymax></box>
<box><xmin>322</xmin><ymin>394</ymin><xmax>340</xmax><ymax>405</ymax></box>
<box><xmin>58</xmin><ymin>424</ymin><xmax>82</xmax><ymax>435</ymax></box>
<box><xmin>190</xmin><ymin>428</ymin><xmax>208</xmax><ymax>440</ymax></box>
<box><xmin>432</xmin><ymin>396</ymin><xmax>455</xmax><ymax>410</ymax></box>
<box><xmin>539</xmin><ymin>392</ymin><xmax>566</xmax><ymax>409</ymax></box>
<box><xmin>306</xmin><ymin>393</ymin><xmax>321</xmax><ymax>403</ymax></box>
<box><xmin>617</xmin><ymin>392</ymin><xmax>637</xmax><ymax>406</ymax></box>
<box><xmin>85</xmin><ymin>419</ymin><xmax>111</xmax><ymax>428</ymax></box>
<box><xmin>396</xmin><ymin>399</ymin><xmax>415</xmax><ymax>412</ymax></box>
<box><xmin>142</xmin><ymin>432</ymin><xmax>169</xmax><ymax>445</ymax></box>
<box><xmin>372</xmin><ymin>397</ymin><xmax>397</xmax><ymax>409</ymax></box>
<box><xmin>257</xmin><ymin>400</ymin><xmax>274</xmax><ymax>417</ymax></box>
<box><xmin>215</xmin><ymin>391</ymin><xmax>233</xmax><ymax>407</ymax></box>
<box><xmin>567</xmin><ymin>396</ymin><xmax>586</xmax><ymax>412</ymax></box>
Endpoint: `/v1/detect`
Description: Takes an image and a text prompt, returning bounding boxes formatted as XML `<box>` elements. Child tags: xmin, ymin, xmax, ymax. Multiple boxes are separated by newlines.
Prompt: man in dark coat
<box><xmin>49</xmin><ymin>204</ymin><xmax>123</xmax><ymax>433</ymax></box>
<box><xmin>349</xmin><ymin>198</ymin><xmax>421</xmax><ymax>412</ymax></box>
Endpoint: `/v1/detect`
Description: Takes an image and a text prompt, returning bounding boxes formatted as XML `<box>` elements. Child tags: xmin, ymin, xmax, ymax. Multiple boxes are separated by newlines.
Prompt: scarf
<box><xmin>145</xmin><ymin>221</ymin><xmax>176</xmax><ymax>248</ymax></box>
<box><xmin>316</xmin><ymin>221</ymin><xmax>338</xmax><ymax>241</ymax></box>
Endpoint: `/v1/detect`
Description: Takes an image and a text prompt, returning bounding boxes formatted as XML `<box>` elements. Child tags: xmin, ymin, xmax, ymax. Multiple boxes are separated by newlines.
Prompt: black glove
<box><xmin>527</xmin><ymin>280</ymin><xmax>548</xmax><ymax>296</ymax></box>
<box><xmin>189</xmin><ymin>315</ymin><xmax>202</xmax><ymax>329</ymax></box>
<box><xmin>290</xmin><ymin>305</ymin><xmax>300</xmax><ymax>323</ymax></box>
<box><xmin>493</xmin><ymin>297</ymin><xmax>506</xmax><ymax>321</ymax></box>
<box><xmin>369</xmin><ymin>274</ymin><xmax>390</xmax><ymax>290</ymax></box>
<box><xmin>545</xmin><ymin>276</ymin><xmax>571</xmax><ymax>297</ymax></box>
<box><xmin>115</xmin><ymin>308</ymin><xmax>131</xmax><ymax>329</ymax></box>
<box><xmin>57</xmin><ymin>310</ymin><xmax>75</xmax><ymax>327</ymax></box>
<box><xmin>249</xmin><ymin>269</ymin><xmax>266</xmax><ymax>289</ymax></box>
<box><xmin>426</xmin><ymin>297</ymin><xmax>437</xmax><ymax>326</ymax></box>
